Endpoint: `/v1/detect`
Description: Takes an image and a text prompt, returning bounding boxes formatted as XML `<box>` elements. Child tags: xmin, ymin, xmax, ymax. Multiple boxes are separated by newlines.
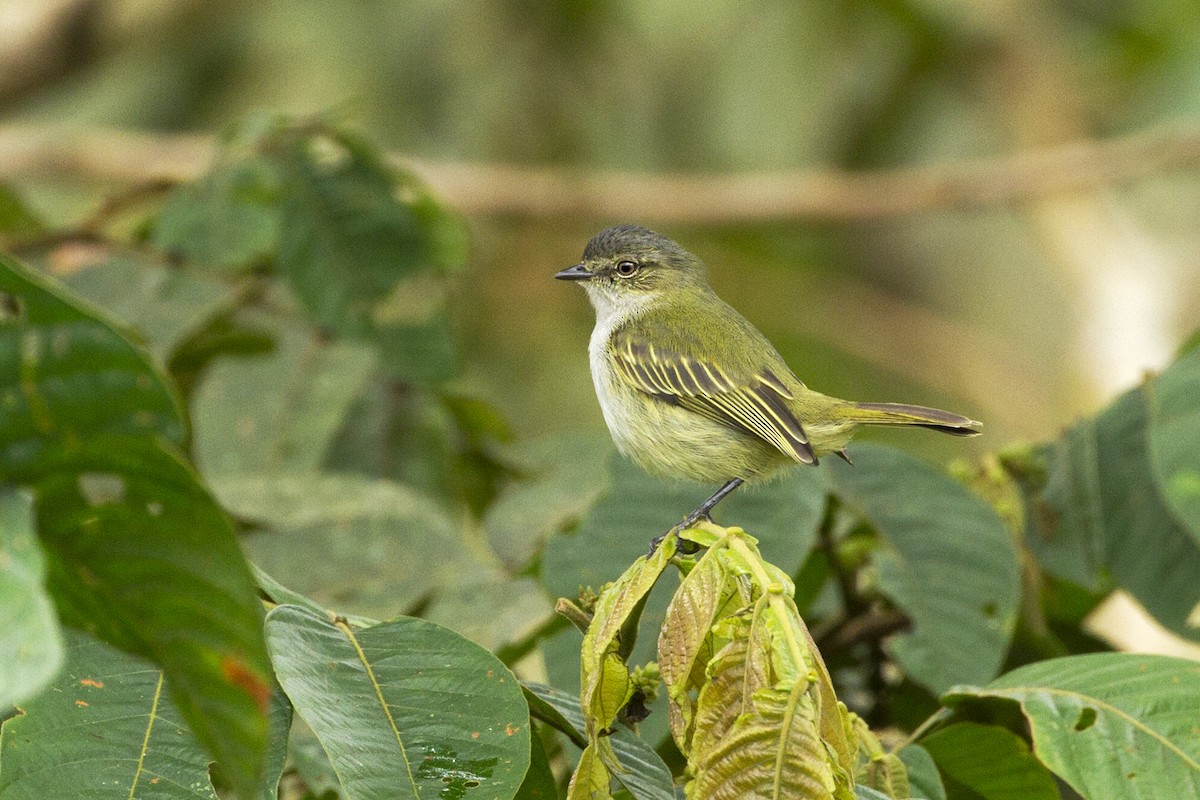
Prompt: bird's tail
<box><xmin>846</xmin><ymin>402</ymin><xmax>982</xmax><ymax>436</ymax></box>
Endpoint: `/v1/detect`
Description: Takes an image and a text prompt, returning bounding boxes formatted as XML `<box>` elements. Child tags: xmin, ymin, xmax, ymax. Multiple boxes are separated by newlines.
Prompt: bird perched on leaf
<box><xmin>556</xmin><ymin>225</ymin><xmax>981</xmax><ymax>545</ymax></box>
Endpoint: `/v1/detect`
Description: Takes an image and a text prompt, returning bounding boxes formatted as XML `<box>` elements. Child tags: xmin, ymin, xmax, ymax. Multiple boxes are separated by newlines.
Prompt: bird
<box><xmin>556</xmin><ymin>225</ymin><xmax>981</xmax><ymax>545</ymax></box>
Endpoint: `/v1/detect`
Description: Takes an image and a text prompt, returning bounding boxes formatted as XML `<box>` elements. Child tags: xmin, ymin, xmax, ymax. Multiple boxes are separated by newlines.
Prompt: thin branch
<box><xmin>1</xmin><ymin>123</ymin><xmax>1199</xmax><ymax>221</ymax></box>
<box><xmin>814</xmin><ymin>608</ymin><xmax>911</xmax><ymax>653</ymax></box>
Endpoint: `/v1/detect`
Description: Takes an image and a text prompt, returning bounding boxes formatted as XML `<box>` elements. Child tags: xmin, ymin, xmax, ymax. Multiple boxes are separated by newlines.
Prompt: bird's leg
<box><xmin>649</xmin><ymin>477</ymin><xmax>745</xmax><ymax>555</ymax></box>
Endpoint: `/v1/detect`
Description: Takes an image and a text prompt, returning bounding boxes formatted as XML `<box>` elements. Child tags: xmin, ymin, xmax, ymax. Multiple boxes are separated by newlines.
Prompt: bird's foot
<box><xmin>648</xmin><ymin>511</ymin><xmax>711</xmax><ymax>556</ymax></box>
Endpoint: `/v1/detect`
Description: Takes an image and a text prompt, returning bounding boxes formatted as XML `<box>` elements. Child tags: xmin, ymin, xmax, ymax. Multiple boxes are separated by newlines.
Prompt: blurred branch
<box><xmin>3</xmin><ymin>123</ymin><xmax>1200</xmax><ymax>221</ymax></box>
<box><xmin>0</xmin><ymin>0</ymin><xmax>105</xmax><ymax>106</ymax></box>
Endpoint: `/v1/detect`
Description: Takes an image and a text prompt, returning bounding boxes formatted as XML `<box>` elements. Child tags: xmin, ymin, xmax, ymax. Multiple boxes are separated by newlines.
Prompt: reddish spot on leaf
<box><xmin>75</xmin><ymin>700</ymin><xmax>89</xmax><ymax>707</ymax></box>
<box><xmin>471</xmin><ymin>732</ymin><xmax>480</xmax><ymax>740</ymax></box>
<box><xmin>80</xmin><ymin>678</ymin><xmax>104</xmax><ymax>688</ymax></box>
<box><xmin>221</xmin><ymin>655</ymin><xmax>270</xmax><ymax>713</ymax></box>
<box><xmin>505</xmin><ymin>723</ymin><xmax>521</xmax><ymax>736</ymax></box>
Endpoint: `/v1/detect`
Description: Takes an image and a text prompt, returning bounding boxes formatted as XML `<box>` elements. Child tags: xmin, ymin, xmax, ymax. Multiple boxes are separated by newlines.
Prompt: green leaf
<box><xmin>485</xmin><ymin>432</ymin><xmax>612</xmax><ymax>572</ymax></box>
<box><xmin>943</xmin><ymin>653</ymin><xmax>1200</xmax><ymax>799</ymax></box>
<box><xmin>568</xmin><ymin>742</ymin><xmax>614</xmax><ymax>800</ymax></box>
<box><xmin>829</xmin><ymin>444</ymin><xmax>1020</xmax><ymax>694</ymax></box>
<box><xmin>33</xmin><ymin>436</ymin><xmax>270</xmax><ymax>799</ymax></box>
<box><xmin>1148</xmin><ymin>345</ymin><xmax>1200</xmax><ymax>547</ymax></box>
<box><xmin>523</xmin><ymin>682</ymin><xmax>676</xmax><ymax>800</ymax></box>
<box><xmin>920</xmin><ymin>722</ymin><xmax>1057</xmax><ymax>800</ymax></box>
<box><xmin>276</xmin><ymin>130</ymin><xmax>441</xmax><ymax>336</ymax></box>
<box><xmin>259</xmin><ymin>686</ymin><xmax>293</xmax><ymax>800</ymax></box>
<box><xmin>515</xmin><ymin>731</ymin><xmax>559</xmax><ymax>800</ymax></box>
<box><xmin>0</xmin><ymin>183</ymin><xmax>45</xmax><ymax>242</ymax></box>
<box><xmin>214</xmin><ymin>473</ymin><xmax>461</xmax><ymax>619</ymax></box>
<box><xmin>0</xmin><ymin>252</ymin><xmax>184</xmax><ymax>474</ymax></box>
<box><xmin>0</xmin><ymin>487</ymin><xmax>63</xmax><ymax>708</ymax></box>
<box><xmin>425</xmin><ymin>573</ymin><xmax>553</xmax><ymax>653</ymax></box>
<box><xmin>1017</xmin><ymin>386</ymin><xmax>1200</xmax><ymax>639</ymax></box>
<box><xmin>59</xmin><ymin>252</ymin><xmax>235</xmax><ymax>361</ymax></box>
<box><xmin>152</xmin><ymin>156</ymin><xmax>282</xmax><ymax>271</ymax></box>
<box><xmin>580</xmin><ymin>536</ymin><xmax>677</xmax><ymax>733</ymax></box>
<box><xmin>265</xmin><ymin>604</ymin><xmax>532</xmax><ymax>800</ymax></box>
<box><xmin>0</xmin><ymin>629</ymin><xmax>217</xmax><ymax>799</ymax></box>
<box><xmin>545</xmin><ymin>455</ymin><xmax>823</xmax><ymax>606</ymax></box>
<box><xmin>897</xmin><ymin>744</ymin><xmax>945</xmax><ymax>800</ymax></box>
<box><xmin>192</xmin><ymin>313</ymin><xmax>377</xmax><ymax>476</ymax></box>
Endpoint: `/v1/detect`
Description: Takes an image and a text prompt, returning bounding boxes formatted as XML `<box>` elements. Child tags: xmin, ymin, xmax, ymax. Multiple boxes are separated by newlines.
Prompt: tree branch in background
<box><xmin>1</xmin><ymin>123</ymin><xmax>1199</xmax><ymax>221</ymax></box>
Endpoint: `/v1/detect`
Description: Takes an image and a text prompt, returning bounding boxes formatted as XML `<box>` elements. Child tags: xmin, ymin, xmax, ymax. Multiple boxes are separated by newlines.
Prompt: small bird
<box><xmin>556</xmin><ymin>225</ymin><xmax>981</xmax><ymax>542</ymax></box>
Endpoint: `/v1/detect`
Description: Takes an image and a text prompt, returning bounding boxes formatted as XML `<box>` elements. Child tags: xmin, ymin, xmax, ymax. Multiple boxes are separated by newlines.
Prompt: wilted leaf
<box><xmin>265</xmin><ymin>605</ymin><xmax>531</xmax><ymax>800</ymax></box>
<box><xmin>0</xmin><ymin>629</ymin><xmax>217</xmax><ymax>799</ymax></box>
<box><xmin>658</xmin><ymin>545</ymin><xmax>737</xmax><ymax>749</ymax></box>
<box><xmin>944</xmin><ymin>653</ymin><xmax>1200</xmax><ymax>799</ymax></box>
<box><xmin>523</xmin><ymin>682</ymin><xmax>676</xmax><ymax>800</ymax></box>
<box><xmin>568</xmin><ymin>742</ymin><xmax>614</xmax><ymax>800</ymax></box>
<box><xmin>829</xmin><ymin>444</ymin><xmax>1020</xmax><ymax>694</ymax></box>
<box><xmin>0</xmin><ymin>487</ymin><xmax>62</xmax><ymax>708</ymax></box>
<box><xmin>580</xmin><ymin>536</ymin><xmax>676</xmax><ymax>733</ymax></box>
<box><xmin>689</xmin><ymin>681</ymin><xmax>837</xmax><ymax>800</ymax></box>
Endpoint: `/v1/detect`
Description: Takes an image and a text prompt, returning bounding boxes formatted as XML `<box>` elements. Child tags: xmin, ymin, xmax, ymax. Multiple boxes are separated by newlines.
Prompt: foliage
<box><xmin>1</xmin><ymin>116</ymin><xmax>1198</xmax><ymax>800</ymax></box>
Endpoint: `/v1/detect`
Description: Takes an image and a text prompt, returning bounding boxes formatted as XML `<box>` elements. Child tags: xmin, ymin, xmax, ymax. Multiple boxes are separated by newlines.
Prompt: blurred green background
<box><xmin>4</xmin><ymin>0</ymin><xmax>1200</xmax><ymax>680</ymax></box>
<box><xmin>4</xmin><ymin>0</ymin><xmax>1199</xmax><ymax>463</ymax></box>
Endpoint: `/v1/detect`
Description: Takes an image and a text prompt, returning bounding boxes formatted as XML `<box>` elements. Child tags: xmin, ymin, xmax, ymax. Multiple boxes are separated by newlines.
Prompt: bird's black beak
<box><xmin>555</xmin><ymin>263</ymin><xmax>594</xmax><ymax>281</ymax></box>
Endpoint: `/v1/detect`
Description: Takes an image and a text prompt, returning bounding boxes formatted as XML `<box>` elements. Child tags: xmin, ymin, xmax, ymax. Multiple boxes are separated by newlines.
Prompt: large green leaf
<box><xmin>214</xmin><ymin>473</ymin><xmax>461</xmax><ymax>619</ymax></box>
<box><xmin>32</xmin><ymin>436</ymin><xmax>270</xmax><ymax>799</ymax></box>
<box><xmin>515</xmin><ymin>732</ymin><xmax>558</xmax><ymax>800</ymax></box>
<box><xmin>1017</xmin><ymin>386</ymin><xmax>1200</xmax><ymax>639</ymax></box>
<box><xmin>919</xmin><ymin>722</ymin><xmax>1057</xmax><ymax>800</ymax></box>
<box><xmin>259</xmin><ymin>686</ymin><xmax>293</xmax><ymax>800</ymax></box>
<box><xmin>943</xmin><ymin>653</ymin><xmax>1200</xmax><ymax>799</ymax></box>
<box><xmin>60</xmin><ymin>253</ymin><xmax>235</xmax><ymax>361</ymax></box>
<box><xmin>265</xmin><ymin>604</ymin><xmax>531</xmax><ymax>800</ymax></box>
<box><xmin>543</xmin><ymin>453</ymin><xmax>824</xmax><ymax>610</ymax></box>
<box><xmin>0</xmin><ymin>487</ymin><xmax>62</xmax><ymax>708</ymax></box>
<box><xmin>522</xmin><ymin>682</ymin><xmax>675</xmax><ymax>800</ymax></box>
<box><xmin>192</xmin><ymin>311</ymin><xmax>377</xmax><ymax>476</ymax></box>
<box><xmin>0</xmin><ymin>629</ymin><xmax>217</xmax><ymax>799</ymax></box>
<box><xmin>896</xmin><ymin>744</ymin><xmax>945</xmax><ymax>800</ymax></box>
<box><xmin>484</xmin><ymin>432</ymin><xmax>612</xmax><ymax>572</ymax></box>
<box><xmin>0</xmin><ymin>253</ymin><xmax>184</xmax><ymax>474</ymax></box>
<box><xmin>152</xmin><ymin>156</ymin><xmax>282</xmax><ymax>271</ymax></box>
<box><xmin>1148</xmin><ymin>345</ymin><xmax>1200</xmax><ymax>547</ymax></box>
<box><xmin>276</xmin><ymin>130</ymin><xmax>436</xmax><ymax>336</ymax></box>
<box><xmin>828</xmin><ymin>444</ymin><xmax>1020</xmax><ymax>694</ymax></box>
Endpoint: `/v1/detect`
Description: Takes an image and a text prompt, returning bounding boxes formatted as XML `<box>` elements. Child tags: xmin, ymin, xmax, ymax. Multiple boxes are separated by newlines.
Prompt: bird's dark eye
<box><xmin>616</xmin><ymin>260</ymin><xmax>639</xmax><ymax>277</ymax></box>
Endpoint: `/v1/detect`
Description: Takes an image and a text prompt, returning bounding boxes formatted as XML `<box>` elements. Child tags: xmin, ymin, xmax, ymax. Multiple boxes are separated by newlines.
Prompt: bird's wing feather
<box><xmin>610</xmin><ymin>327</ymin><xmax>816</xmax><ymax>464</ymax></box>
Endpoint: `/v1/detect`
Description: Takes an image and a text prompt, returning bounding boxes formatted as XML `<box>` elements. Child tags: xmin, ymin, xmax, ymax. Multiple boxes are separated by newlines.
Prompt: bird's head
<box><xmin>556</xmin><ymin>225</ymin><xmax>708</xmax><ymax>316</ymax></box>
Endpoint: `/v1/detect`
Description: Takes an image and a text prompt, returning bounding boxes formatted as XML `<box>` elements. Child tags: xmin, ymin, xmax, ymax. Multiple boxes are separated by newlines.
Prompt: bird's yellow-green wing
<box><xmin>609</xmin><ymin>327</ymin><xmax>817</xmax><ymax>465</ymax></box>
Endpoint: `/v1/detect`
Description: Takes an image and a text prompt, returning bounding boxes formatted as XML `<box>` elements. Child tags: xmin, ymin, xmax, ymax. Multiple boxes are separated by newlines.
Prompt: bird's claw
<box><xmin>647</xmin><ymin>512</ymin><xmax>711</xmax><ymax>556</ymax></box>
